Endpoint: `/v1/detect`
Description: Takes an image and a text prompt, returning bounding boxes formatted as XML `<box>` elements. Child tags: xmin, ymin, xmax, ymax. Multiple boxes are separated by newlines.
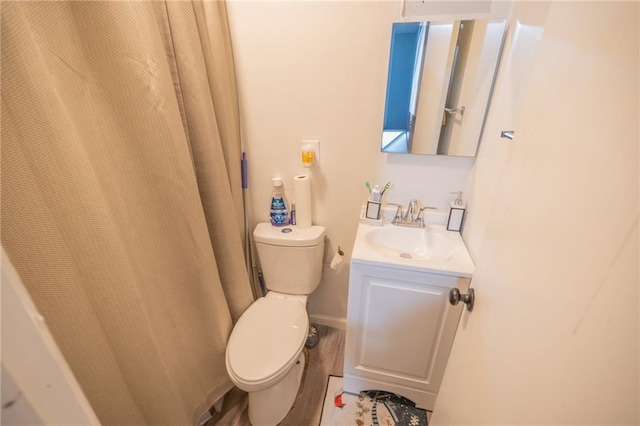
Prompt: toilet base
<box><xmin>247</xmin><ymin>351</ymin><xmax>305</xmax><ymax>426</ymax></box>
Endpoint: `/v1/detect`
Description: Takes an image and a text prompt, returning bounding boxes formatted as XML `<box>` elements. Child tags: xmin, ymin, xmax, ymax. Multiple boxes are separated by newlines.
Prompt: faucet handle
<box><xmin>419</xmin><ymin>206</ymin><xmax>438</xmax><ymax>212</ymax></box>
<box><xmin>386</xmin><ymin>203</ymin><xmax>403</xmax><ymax>225</ymax></box>
<box><xmin>417</xmin><ymin>206</ymin><xmax>438</xmax><ymax>224</ymax></box>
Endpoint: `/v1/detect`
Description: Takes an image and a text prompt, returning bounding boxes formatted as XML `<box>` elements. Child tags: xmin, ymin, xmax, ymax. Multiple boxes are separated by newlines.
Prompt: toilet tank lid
<box><xmin>254</xmin><ymin>223</ymin><xmax>325</xmax><ymax>247</ymax></box>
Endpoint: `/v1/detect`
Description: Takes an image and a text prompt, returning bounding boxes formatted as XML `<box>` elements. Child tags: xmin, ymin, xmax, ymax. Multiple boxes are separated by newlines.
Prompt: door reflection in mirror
<box><xmin>438</xmin><ymin>20</ymin><xmax>474</xmax><ymax>154</ymax></box>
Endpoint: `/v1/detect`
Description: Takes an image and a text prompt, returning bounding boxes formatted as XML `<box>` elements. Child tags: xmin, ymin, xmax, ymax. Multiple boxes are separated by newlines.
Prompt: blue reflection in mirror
<box><xmin>381</xmin><ymin>22</ymin><xmax>428</xmax><ymax>153</ymax></box>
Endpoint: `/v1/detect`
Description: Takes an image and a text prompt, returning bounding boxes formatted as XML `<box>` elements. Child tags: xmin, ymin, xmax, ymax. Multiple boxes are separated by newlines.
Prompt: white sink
<box><xmin>351</xmin><ymin>222</ymin><xmax>475</xmax><ymax>277</ymax></box>
<box><xmin>366</xmin><ymin>226</ymin><xmax>457</xmax><ymax>260</ymax></box>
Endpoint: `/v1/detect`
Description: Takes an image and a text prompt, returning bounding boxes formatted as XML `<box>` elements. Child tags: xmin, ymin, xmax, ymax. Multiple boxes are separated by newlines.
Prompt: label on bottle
<box><xmin>270</xmin><ymin>196</ymin><xmax>289</xmax><ymax>226</ymax></box>
<box><xmin>365</xmin><ymin>201</ymin><xmax>381</xmax><ymax>220</ymax></box>
<box><xmin>271</xmin><ymin>197</ymin><xmax>286</xmax><ymax>210</ymax></box>
<box><xmin>447</xmin><ymin>207</ymin><xmax>465</xmax><ymax>232</ymax></box>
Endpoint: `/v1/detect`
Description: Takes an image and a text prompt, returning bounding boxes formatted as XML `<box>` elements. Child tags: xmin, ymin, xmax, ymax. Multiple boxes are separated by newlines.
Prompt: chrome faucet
<box><xmin>404</xmin><ymin>199</ymin><xmax>420</xmax><ymax>222</ymax></box>
<box><xmin>392</xmin><ymin>199</ymin><xmax>437</xmax><ymax>228</ymax></box>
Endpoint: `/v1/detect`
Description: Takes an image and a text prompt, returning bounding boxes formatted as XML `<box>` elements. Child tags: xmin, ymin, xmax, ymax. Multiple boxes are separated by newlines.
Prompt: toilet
<box><xmin>225</xmin><ymin>223</ymin><xmax>325</xmax><ymax>426</ymax></box>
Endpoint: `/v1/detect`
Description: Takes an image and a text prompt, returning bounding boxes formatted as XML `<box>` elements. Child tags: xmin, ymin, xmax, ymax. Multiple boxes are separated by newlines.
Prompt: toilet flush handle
<box><xmin>449</xmin><ymin>288</ymin><xmax>475</xmax><ymax>312</ymax></box>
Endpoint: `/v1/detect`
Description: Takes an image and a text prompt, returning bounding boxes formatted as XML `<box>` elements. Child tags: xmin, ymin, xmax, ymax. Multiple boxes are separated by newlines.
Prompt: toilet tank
<box><xmin>253</xmin><ymin>223</ymin><xmax>325</xmax><ymax>295</ymax></box>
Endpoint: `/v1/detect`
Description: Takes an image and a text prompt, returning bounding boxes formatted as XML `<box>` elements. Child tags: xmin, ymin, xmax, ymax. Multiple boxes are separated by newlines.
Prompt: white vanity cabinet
<box><xmin>343</xmin><ymin>261</ymin><xmax>470</xmax><ymax>411</ymax></box>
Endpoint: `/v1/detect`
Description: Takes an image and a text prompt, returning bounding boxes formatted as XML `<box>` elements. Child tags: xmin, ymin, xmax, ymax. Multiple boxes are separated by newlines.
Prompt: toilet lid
<box><xmin>254</xmin><ymin>223</ymin><xmax>325</xmax><ymax>247</ymax></box>
<box><xmin>227</xmin><ymin>297</ymin><xmax>308</xmax><ymax>384</ymax></box>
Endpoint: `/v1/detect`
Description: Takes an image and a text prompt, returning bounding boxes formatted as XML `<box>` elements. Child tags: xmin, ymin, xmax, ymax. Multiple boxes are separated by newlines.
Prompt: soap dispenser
<box><xmin>447</xmin><ymin>191</ymin><xmax>466</xmax><ymax>232</ymax></box>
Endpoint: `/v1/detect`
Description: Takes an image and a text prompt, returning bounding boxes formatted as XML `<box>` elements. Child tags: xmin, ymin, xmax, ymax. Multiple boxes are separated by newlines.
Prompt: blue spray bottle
<box><xmin>270</xmin><ymin>177</ymin><xmax>290</xmax><ymax>226</ymax></box>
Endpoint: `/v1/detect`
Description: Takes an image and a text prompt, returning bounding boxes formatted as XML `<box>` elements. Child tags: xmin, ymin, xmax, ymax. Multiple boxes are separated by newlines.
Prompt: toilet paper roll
<box><xmin>294</xmin><ymin>174</ymin><xmax>312</xmax><ymax>229</ymax></box>
<box><xmin>330</xmin><ymin>246</ymin><xmax>345</xmax><ymax>270</ymax></box>
<box><xmin>330</xmin><ymin>251</ymin><xmax>344</xmax><ymax>270</ymax></box>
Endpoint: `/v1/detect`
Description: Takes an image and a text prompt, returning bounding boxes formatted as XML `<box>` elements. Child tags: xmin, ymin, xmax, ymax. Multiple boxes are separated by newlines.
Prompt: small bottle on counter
<box><xmin>290</xmin><ymin>202</ymin><xmax>297</xmax><ymax>225</ymax></box>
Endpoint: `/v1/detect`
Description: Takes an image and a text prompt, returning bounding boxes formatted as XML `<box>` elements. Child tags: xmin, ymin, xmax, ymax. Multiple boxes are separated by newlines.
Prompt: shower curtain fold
<box><xmin>159</xmin><ymin>1</ymin><xmax>250</xmax><ymax>322</ymax></box>
<box><xmin>1</xmin><ymin>1</ymin><xmax>252</xmax><ymax>425</ymax></box>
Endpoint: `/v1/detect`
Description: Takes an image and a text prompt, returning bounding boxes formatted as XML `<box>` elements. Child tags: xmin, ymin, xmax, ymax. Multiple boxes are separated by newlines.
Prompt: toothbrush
<box><xmin>380</xmin><ymin>182</ymin><xmax>391</xmax><ymax>196</ymax></box>
<box><xmin>365</xmin><ymin>181</ymin><xmax>371</xmax><ymax>193</ymax></box>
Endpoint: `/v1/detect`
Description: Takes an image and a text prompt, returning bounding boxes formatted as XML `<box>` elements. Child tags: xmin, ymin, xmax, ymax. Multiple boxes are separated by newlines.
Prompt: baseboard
<box><xmin>309</xmin><ymin>314</ymin><xmax>346</xmax><ymax>330</ymax></box>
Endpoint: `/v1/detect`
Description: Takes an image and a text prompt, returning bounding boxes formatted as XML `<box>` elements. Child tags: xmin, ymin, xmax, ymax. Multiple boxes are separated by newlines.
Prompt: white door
<box><xmin>1</xmin><ymin>251</ymin><xmax>100</xmax><ymax>425</ymax></box>
<box><xmin>433</xmin><ymin>2</ymin><xmax>639</xmax><ymax>425</ymax></box>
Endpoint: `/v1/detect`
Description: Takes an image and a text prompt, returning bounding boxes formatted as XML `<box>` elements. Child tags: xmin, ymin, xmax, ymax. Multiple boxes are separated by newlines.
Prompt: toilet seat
<box><xmin>226</xmin><ymin>296</ymin><xmax>308</xmax><ymax>392</ymax></box>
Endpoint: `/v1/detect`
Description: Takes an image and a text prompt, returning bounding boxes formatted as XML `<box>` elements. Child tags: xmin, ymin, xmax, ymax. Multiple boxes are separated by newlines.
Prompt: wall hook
<box><xmin>501</xmin><ymin>130</ymin><xmax>515</xmax><ymax>140</ymax></box>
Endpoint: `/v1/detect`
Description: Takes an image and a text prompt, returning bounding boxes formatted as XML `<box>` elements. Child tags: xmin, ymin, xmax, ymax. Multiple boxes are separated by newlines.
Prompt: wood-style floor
<box><xmin>208</xmin><ymin>324</ymin><xmax>345</xmax><ymax>426</ymax></box>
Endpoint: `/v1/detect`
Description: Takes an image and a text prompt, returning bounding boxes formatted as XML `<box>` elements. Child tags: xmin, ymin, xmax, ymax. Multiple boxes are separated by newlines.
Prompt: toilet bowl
<box><xmin>225</xmin><ymin>293</ymin><xmax>309</xmax><ymax>425</ymax></box>
<box><xmin>225</xmin><ymin>223</ymin><xmax>325</xmax><ymax>426</ymax></box>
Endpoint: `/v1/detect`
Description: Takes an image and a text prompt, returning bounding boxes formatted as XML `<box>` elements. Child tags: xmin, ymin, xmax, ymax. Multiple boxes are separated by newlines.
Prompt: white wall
<box><xmin>227</xmin><ymin>1</ymin><xmax>478</xmax><ymax>325</ymax></box>
<box><xmin>434</xmin><ymin>1</ymin><xmax>639</xmax><ymax>424</ymax></box>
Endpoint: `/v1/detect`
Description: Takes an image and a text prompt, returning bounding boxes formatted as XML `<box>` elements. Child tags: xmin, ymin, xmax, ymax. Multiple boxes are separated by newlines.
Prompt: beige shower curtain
<box><xmin>1</xmin><ymin>1</ymin><xmax>253</xmax><ymax>424</ymax></box>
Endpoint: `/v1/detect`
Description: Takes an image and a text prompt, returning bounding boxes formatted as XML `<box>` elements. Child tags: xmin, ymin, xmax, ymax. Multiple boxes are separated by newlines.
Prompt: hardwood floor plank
<box><xmin>281</xmin><ymin>325</ymin><xmax>345</xmax><ymax>426</ymax></box>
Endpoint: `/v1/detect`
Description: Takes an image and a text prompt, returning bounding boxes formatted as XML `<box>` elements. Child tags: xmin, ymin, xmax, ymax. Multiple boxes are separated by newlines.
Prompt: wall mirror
<box><xmin>381</xmin><ymin>19</ymin><xmax>507</xmax><ymax>156</ymax></box>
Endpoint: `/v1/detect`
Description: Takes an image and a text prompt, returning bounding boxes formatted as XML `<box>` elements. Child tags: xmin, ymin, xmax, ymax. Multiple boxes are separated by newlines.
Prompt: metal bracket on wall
<box><xmin>444</xmin><ymin>106</ymin><xmax>465</xmax><ymax>116</ymax></box>
<box><xmin>501</xmin><ymin>130</ymin><xmax>515</xmax><ymax>140</ymax></box>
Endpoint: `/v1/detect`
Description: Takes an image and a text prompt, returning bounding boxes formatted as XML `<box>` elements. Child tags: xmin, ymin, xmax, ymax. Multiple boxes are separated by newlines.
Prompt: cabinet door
<box><xmin>343</xmin><ymin>262</ymin><xmax>470</xmax><ymax>410</ymax></box>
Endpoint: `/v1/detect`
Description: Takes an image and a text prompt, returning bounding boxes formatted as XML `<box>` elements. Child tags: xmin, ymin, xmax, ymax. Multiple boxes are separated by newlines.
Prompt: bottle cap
<box><xmin>272</xmin><ymin>177</ymin><xmax>283</xmax><ymax>186</ymax></box>
<box><xmin>451</xmin><ymin>191</ymin><xmax>463</xmax><ymax>205</ymax></box>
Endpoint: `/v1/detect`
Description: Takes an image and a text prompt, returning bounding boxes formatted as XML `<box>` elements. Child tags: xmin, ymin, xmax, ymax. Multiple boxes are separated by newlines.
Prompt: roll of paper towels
<box><xmin>294</xmin><ymin>174</ymin><xmax>312</xmax><ymax>229</ymax></box>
